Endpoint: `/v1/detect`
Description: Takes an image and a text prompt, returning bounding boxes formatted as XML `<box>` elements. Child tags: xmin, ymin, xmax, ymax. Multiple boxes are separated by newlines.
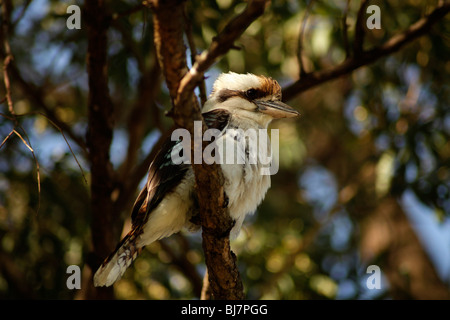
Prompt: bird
<box><xmin>93</xmin><ymin>72</ymin><xmax>299</xmax><ymax>287</ymax></box>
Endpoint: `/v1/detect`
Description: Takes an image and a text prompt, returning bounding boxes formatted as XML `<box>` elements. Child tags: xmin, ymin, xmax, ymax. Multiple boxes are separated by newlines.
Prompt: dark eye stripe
<box><xmin>217</xmin><ymin>89</ymin><xmax>242</xmax><ymax>103</ymax></box>
<box><xmin>217</xmin><ymin>84</ymin><xmax>284</xmax><ymax>105</ymax></box>
<box><xmin>217</xmin><ymin>88</ymin><xmax>271</xmax><ymax>103</ymax></box>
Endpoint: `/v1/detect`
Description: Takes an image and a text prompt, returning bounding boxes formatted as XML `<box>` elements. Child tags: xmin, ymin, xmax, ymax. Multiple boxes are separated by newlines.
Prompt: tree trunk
<box><xmin>84</xmin><ymin>0</ymin><xmax>119</xmax><ymax>300</ymax></box>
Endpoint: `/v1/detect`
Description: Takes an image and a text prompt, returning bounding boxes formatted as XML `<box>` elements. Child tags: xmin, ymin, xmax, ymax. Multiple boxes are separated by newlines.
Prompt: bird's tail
<box><xmin>93</xmin><ymin>233</ymin><xmax>142</xmax><ymax>287</ymax></box>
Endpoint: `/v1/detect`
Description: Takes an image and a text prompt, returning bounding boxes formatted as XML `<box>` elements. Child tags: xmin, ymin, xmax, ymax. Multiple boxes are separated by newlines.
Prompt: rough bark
<box><xmin>85</xmin><ymin>0</ymin><xmax>118</xmax><ymax>299</ymax></box>
<box><xmin>149</xmin><ymin>0</ymin><xmax>268</xmax><ymax>299</ymax></box>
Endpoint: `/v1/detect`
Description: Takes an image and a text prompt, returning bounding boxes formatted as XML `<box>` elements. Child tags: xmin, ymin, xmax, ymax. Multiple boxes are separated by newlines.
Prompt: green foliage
<box><xmin>0</xmin><ymin>0</ymin><xmax>449</xmax><ymax>299</ymax></box>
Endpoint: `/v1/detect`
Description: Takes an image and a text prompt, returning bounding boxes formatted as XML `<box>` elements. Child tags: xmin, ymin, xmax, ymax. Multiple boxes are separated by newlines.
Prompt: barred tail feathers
<box><xmin>93</xmin><ymin>234</ymin><xmax>141</xmax><ymax>287</ymax></box>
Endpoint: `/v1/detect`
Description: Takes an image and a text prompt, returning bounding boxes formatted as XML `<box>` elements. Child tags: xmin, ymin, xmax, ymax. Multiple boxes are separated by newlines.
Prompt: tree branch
<box><xmin>175</xmin><ymin>0</ymin><xmax>268</xmax><ymax>122</ymax></box>
<box><xmin>1</xmin><ymin>0</ymin><xmax>42</xmax><ymax>213</ymax></box>
<box><xmin>297</xmin><ymin>0</ymin><xmax>315</xmax><ymax>76</ymax></box>
<box><xmin>0</xmin><ymin>0</ymin><xmax>87</xmax><ymax>154</ymax></box>
<box><xmin>85</xmin><ymin>0</ymin><xmax>118</xmax><ymax>299</ymax></box>
<box><xmin>5</xmin><ymin>61</ymin><xmax>88</xmax><ymax>154</ymax></box>
<box><xmin>200</xmin><ymin>269</ymin><xmax>212</xmax><ymax>300</ymax></box>
<box><xmin>150</xmin><ymin>0</ymin><xmax>189</xmax><ymax>104</ymax></box>
<box><xmin>149</xmin><ymin>0</ymin><xmax>268</xmax><ymax>299</ymax></box>
<box><xmin>1</xmin><ymin>0</ymin><xmax>14</xmax><ymax>118</ymax></box>
<box><xmin>282</xmin><ymin>1</ymin><xmax>450</xmax><ymax>101</ymax></box>
<box><xmin>353</xmin><ymin>0</ymin><xmax>368</xmax><ymax>57</ymax></box>
<box><xmin>342</xmin><ymin>0</ymin><xmax>351</xmax><ymax>58</ymax></box>
<box><xmin>179</xmin><ymin>0</ymin><xmax>268</xmax><ymax>300</ymax></box>
<box><xmin>183</xmin><ymin>3</ymin><xmax>207</xmax><ymax>106</ymax></box>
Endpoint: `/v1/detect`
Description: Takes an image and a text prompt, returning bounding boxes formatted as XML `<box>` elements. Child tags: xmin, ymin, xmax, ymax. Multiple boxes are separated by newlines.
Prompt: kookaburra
<box><xmin>93</xmin><ymin>72</ymin><xmax>299</xmax><ymax>287</ymax></box>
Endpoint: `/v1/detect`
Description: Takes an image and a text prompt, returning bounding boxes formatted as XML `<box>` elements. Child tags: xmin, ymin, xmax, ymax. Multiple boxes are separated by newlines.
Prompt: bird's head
<box><xmin>202</xmin><ymin>72</ymin><xmax>299</xmax><ymax>128</ymax></box>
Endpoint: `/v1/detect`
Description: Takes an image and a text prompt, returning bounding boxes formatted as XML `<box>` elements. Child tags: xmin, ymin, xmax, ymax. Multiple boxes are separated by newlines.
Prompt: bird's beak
<box><xmin>256</xmin><ymin>100</ymin><xmax>300</xmax><ymax>119</ymax></box>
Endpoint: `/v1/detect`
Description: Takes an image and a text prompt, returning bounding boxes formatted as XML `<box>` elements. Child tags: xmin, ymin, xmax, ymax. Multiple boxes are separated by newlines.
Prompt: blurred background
<box><xmin>0</xmin><ymin>0</ymin><xmax>449</xmax><ymax>299</ymax></box>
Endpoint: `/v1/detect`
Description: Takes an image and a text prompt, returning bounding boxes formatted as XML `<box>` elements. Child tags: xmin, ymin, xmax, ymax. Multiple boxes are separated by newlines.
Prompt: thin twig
<box><xmin>3</xmin><ymin>55</ymin><xmax>15</xmax><ymax>117</ymax></box>
<box><xmin>1</xmin><ymin>0</ymin><xmax>42</xmax><ymax>214</ymax></box>
<box><xmin>12</xmin><ymin>129</ymin><xmax>32</xmax><ymax>152</ymax></box>
<box><xmin>0</xmin><ymin>110</ymin><xmax>88</xmax><ymax>184</ymax></box>
<box><xmin>12</xmin><ymin>129</ymin><xmax>41</xmax><ymax>213</ymax></box>
<box><xmin>37</xmin><ymin>112</ymin><xmax>88</xmax><ymax>184</ymax></box>
<box><xmin>2</xmin><ymin>0</ymin><xmax>15</xmax><ymax>118</ymax></box>
<box><xmin>3</xmin><ymin>61</ymin><xmax>88</xmax><ymax>154</ymax></box>
<box><xmin>0</xmin><ymin>130</ymin><xmax>14</xmax><ymax>149</ymax></box>
<box><xmin>282</xmin><ymin>1</ymin><xmax>450</xmax><ymax>101</ymax></box>
<box><xmin>175</xmin><ymin>0</ymin><xmax>269</xmax><ymax>124</ymax></box>
<box><xmin>11</xmin><ymin>0</ymin><xmax>31</xmax><ymax>27</ymax></box>
<box><xmin>342</xmin><ymin>0</ymin><xmax>351</xmax><ymax>58</ymax></box>
<box><xmin>297</xmin><ymin>0</ymin><xmax>315</xmax><ymax>76</ymax></box>
<box><xmin>183</xmin><ymin>3</ymin><xmax>207</xmax><ymax>106</ymax></box>
<box><xmin>353</xmin><ymin>0</ymin><xmax>368</xmax><ymax>57</ymax></box>
<box><xmin>200</xmin><ymin>268</ymin><xmax>211</xmax><ymax>300</ymax></box>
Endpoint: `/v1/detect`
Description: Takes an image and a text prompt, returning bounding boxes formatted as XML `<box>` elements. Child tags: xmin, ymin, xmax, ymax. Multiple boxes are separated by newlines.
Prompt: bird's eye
<box><xmin>245</xmin><ymin>88</ymin><xmax>258</xmax><ymax>100</ymax></box>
